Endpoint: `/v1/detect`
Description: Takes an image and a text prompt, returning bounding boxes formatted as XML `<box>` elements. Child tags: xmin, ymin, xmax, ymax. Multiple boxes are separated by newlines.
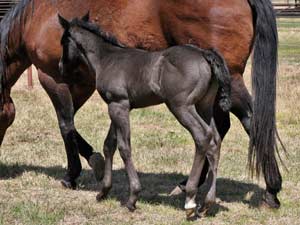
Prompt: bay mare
<box><xmin>0</xmin><ymin>0</ymin><xmax>282</xmax><ymax>208</ymax></box>
<box><xmin>58</xmin><ymin>15</ymin><xmax>232</xmax><ymax>218</ymax></box>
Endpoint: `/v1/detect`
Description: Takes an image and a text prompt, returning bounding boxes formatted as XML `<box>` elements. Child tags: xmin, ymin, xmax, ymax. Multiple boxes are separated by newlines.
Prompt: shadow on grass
<box><xmin>0</xmin><ymin>162</ymin><xmax>263</xmax><ymax>214</ymax></box>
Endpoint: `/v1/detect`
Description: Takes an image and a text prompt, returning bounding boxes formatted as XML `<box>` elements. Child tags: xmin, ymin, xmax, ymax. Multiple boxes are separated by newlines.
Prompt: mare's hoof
<box><xmin>262</xmin><ymin>191</ymin><xmax>281</xmax><ymax>209</ymax></box>
<box><xmin>61</xmin><ymin>179</ymin><xmax>77</xmax><ymax>190</ymax></box>
<box><xmin>169</xmin><ymin>185</ymin><xmax>184</xmax><ymax>196</ymax></box>
<box><xmin>186</xmin><ymin>208</ymin><xmax>197</xmax><ymax>221</ymax></box>
<box><xmin>89</xmin><ymin>152</ymin><xmax>105</xmax><ymax>182</ymax></box>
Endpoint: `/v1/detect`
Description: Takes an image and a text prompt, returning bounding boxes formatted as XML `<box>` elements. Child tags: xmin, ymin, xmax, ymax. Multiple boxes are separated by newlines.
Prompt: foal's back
<box><xmin>97</xmin><ymin>45</ymin><xmax>213</xmax><ymax>109</ymax></box>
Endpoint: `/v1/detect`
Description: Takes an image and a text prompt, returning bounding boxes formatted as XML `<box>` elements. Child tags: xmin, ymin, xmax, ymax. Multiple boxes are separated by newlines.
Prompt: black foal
<box><xmin>58</xmin><ymin>14</ymin><xmax>231</xmax><ymax>219</ymax></box>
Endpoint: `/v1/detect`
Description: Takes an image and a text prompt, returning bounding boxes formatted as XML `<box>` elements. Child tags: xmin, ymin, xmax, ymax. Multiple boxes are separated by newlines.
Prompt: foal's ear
<box><xmin>82</xmin><ymin>11</ymin><xmax>90</xmax><ymax>22</ymax></box>
<box><xmin>58</xmin><ymin>14</ymin><xmax>70</xmax><ymax>30</ymax></box>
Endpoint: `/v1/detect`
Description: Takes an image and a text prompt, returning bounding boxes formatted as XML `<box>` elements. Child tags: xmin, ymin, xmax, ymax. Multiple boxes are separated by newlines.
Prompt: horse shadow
<box><xmin>0</xmin><ymin>162</ymin><xmax>264</xmax><ymax>215</ymax></box>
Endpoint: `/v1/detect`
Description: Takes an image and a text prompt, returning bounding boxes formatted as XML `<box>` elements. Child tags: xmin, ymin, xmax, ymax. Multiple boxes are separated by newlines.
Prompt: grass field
<box><xmin>0</xmin><ymin>19</ymin><xmax>300</xmax><ymax>225</ymax></box>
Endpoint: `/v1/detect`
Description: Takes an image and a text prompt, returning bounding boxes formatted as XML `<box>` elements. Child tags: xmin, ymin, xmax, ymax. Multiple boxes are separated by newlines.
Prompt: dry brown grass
<box><xmin>0</xmin><ymin>22</ymin><xmax>300</xmax><ymax>224</ymax></box>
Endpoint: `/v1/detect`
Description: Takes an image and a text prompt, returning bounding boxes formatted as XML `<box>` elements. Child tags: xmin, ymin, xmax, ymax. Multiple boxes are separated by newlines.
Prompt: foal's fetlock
<box><xmin>185</xmin><ymin>193</ymin><xmax>197</xmax><ymax>220</ymax></box>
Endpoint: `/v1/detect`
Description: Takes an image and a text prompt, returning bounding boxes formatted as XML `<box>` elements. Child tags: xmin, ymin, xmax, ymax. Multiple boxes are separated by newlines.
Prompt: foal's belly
<box><xmin>129</xmin><ymin>94</ymin><xmax>163</xmax><ymax>109</ymax></box>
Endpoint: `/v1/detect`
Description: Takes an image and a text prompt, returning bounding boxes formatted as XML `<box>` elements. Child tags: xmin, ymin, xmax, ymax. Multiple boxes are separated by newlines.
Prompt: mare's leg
<box><xmin>38</xmin><ymin>71</ymin><xmax>104</xmax><ymax>189</ymax></box>
<box><xmin>107</xmin><ymin>101</ymin><xmax>141</xmax><ymax>211</ymax></box>
<box><xmin>221</xmin><ymin>74</ymin><xmax>281</xmax><ymax>208</ymax></box>
<box><xmin>0</xmin><ymin>95</ymin><xmax>16</xmax><ymax>145</ymax></box>
<box><xmin>167</xmin><ymin>104</ymin><xmax>213</xmax><ymax>220</ymax></box>
<box><xmin>230</xmin><ymin>74</ymin><xmax>252</xmax><ymax>135</ymax></box>
<box><xmin>96</xmin><ymin>123</ymin><xmax>117</xmax><ymax>201</ymax></box>
<box><xmin>231</xmin><ymin>74</ymin><xmax>281</xmax><ymax>208</ymax></box>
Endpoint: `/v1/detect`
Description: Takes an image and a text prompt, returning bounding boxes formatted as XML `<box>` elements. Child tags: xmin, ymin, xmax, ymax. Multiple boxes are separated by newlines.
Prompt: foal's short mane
<box><xmin>71</xmin><ymin>18</ymin><xmax>125</xmax><ymax>48</ymax></box>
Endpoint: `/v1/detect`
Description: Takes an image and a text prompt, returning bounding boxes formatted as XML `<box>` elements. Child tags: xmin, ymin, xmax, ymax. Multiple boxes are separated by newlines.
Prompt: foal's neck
<box><xmin>81</xmin><ymin>32</ymin><xmax>120</xmax><ymax>72</ymax></box>
<box><xmin>85</xmin><ymin>32</ymin><xmax>119</xmax><ymax>55</ymax></box>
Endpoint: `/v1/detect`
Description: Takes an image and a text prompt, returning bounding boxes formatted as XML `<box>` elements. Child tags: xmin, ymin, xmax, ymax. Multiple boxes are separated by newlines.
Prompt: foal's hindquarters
<box><xmin>95</xmin><ymin>46</ymin><xmax>229</xmax><ymax>219</ymax></box>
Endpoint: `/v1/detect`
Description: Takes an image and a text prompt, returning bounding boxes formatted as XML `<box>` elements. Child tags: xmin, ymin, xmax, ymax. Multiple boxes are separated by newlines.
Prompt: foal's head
<box><xmin>58</xmin><ymin>13</ymin><xmax>125</xmax><ymax>78</ymax></box>
<box><xmin>58</xmin><ymin>13</ymin><xmax>94</xmax><ymax>77</ymax></box>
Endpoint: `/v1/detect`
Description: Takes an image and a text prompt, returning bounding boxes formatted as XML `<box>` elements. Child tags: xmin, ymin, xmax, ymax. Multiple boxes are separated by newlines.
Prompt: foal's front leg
<box><xmin>108</xmin><ymin>101</ymin><xmax>142</xmax><ymax>211</ymax></box>
<box><xmin>97</xmin><ymin>123</ymin><xmax>117</xmax><ymax>201</ymax></box>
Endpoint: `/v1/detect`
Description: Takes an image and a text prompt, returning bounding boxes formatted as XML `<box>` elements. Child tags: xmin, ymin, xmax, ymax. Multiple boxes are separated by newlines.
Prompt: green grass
<box><xmin>0</xmin><ymin>21</ymin><xmax>299</xmax><ymax>224</ymax></box>
<box><xmin>277</xmin><ymin>18</ymin><xmax>300</xmax><ymax>63</ymax></box>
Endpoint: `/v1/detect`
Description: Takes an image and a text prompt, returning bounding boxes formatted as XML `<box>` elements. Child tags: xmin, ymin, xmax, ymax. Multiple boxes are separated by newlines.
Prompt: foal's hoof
<box><xmin>61</xmin><ymin>179</ymin><xmax>77</xmax><ymax>190</ymax></box>
<box><xmin>196</xmin><ymin>203</ymin><xmax>213</xmax><ymax>218</ymax></box>
<box><xmin>185</xmin><ymin>208</ymin><xmax>197</xmax><ymax>221</ymax></box>
<box><xmin>261</xmin><ymin>191</ymin><xmax>281</xmax><ymax>209</ymax></box>
<box><xmin>89</xmin><ymin>152</ymin><xmax>105</xmax><ymax>182</ymax></box>
<box><xmin>125</xmin><ymin>202</ymin><xmax>137</xmax><ymax>212</ymax></box>
<box><xmin>96</xmin><ymin>191</ymin><xmax>108</xmax><ymax>202</ymax></box>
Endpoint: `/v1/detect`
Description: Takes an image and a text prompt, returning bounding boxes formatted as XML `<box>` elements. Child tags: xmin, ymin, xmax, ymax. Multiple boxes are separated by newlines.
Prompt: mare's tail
<box><xmin>203</xmin><ymin>49</ymin><xmax>232</xmax><ymax>112</ymax></box>
<box><xmin>247</xmin><ymin>0</ymin><xmax>283</xmax><ymax>195</ymax></box>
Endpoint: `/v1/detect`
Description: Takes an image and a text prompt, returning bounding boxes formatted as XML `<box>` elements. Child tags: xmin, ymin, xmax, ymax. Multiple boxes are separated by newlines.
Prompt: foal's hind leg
<box><xmin>108</xmin><ymin>101</ymin><xmax>141</xmax><ymax>211</ymax></box>
<box><xmin>38</xmin><ymin>71</ymin><xmax>104</xmax><ymax>189</ymax></box>
<box><xmin>170</xmin><ymin>103</ymin><xmax>230</xmax><ymax>196</ymax></box>
<box><xmin>197</xmin><ymin>119</ymin><xmax>221</xmax><ymax>217</ymax></box>
<box><xmin>97</xmin><ymin>123</ymin><xmax>117</xmax><ymax>201</ymax></box>
<box><xmin>167</xmin><ymin>104</ymin><xmax>213</xmax><ymax>219</ymax></box>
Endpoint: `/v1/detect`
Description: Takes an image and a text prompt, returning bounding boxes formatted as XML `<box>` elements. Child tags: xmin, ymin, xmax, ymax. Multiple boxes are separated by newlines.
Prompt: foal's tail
<box><xmin>203</xmin><ymin>49</ymin><xmax>232</xmax><ymax>112</ymax></box>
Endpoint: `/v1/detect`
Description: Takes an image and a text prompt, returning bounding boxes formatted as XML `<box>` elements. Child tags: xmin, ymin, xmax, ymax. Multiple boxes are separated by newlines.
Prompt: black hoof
<box><xmin>89</xmin><ymin>152</ymin><xmax>105</xmax><ymax>182</ymax></box>
<box><xmin>126</xmin><ymin>202</ymin><xmax>137</xmax><ymax>212</ymax></box>
<box><xmin>120</xmin><ymin>200</ymin><xmax>137</xmax><ymax>212</ymax></box>
<box><xmin>196</xmin><ymin>202</ymin><xmax>213</xmax><ymax>218</ymax></box>
<box><xmin>61</xmin><ymin>179</ymin><xmax>77</xmax><ymax>190</ymax></box>
<box><xmin>262</xmin><ymin>191</ymin><xmax>281</xmax><ymax>209</ymax></box>
<box><xmin>96</xmin><ymin>193</ymin><xmax>106</xmax><ymax>202</ymax></box>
